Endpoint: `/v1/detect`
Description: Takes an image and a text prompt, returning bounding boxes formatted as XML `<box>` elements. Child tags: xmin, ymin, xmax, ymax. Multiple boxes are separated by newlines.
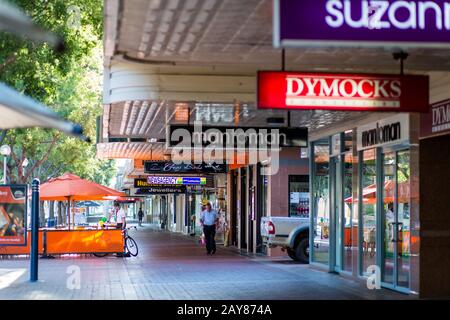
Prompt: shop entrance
<box><xmin>381</xmin><ymin>149</ymin><xmax>411</xmax><ymax>291</ymax></box>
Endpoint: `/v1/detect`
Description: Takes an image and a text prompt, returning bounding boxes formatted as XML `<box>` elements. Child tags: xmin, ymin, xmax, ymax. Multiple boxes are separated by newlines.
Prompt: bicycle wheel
<box><xmin>125</xmin><ymin>236</ymin><xmax>139</xmax><ymax>256</ymax></box>
<box><xmin>93</xmin><ymin>253</ymin><xmax>108</xmax><ymax>257</ymax></box>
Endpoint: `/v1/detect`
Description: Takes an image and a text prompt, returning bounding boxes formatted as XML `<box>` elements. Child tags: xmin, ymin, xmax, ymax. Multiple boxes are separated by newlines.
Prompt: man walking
<box><xmin>200</xmin><ymin>202</ymin><xmax>219</xmax><ymax>255</ymax></box>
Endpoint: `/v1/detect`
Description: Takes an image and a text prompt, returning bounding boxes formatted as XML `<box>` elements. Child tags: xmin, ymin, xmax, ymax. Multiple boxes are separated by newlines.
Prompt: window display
<box><xmin>289</xmin><ymin>175</ymin><xmax>309</xmax><ymax>218</ymax></box>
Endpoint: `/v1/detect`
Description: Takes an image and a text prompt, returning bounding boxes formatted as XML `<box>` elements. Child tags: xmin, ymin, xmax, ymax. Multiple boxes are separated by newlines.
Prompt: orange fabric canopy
<box><xmin>40</xmin><ymin>173</ymin><xmax>125</xmax><ymax>201</ymax></box>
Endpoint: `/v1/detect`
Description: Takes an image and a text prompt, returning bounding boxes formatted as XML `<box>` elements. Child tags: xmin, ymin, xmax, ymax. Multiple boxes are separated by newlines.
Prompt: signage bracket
<box><xmin>393</xmin><ymin>51</ymin><xmax>409</xmax><ymax>76</ymax></box>
<box><xmin>280</xmin><ymin>49</ymin><xmax>291</xmax><ymax>127</ymax></box>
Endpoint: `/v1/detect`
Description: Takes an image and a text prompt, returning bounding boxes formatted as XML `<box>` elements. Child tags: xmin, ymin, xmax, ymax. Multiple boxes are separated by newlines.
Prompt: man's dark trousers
<box><xmin>203</xmin><ymin>225</ymin><xmax>216</xmax><ymax>254</ymax></box>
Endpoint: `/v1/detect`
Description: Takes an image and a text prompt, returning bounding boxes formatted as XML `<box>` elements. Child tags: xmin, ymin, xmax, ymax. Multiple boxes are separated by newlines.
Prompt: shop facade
<box><xmin>309</xmin><ymin>113</ymin><xmax>420</xmax><ymax>294</ymax></box>
<box><xmin>227</xmin><ymin>148</ymin><xmax>309</xmax><ymax>255</ymax></box>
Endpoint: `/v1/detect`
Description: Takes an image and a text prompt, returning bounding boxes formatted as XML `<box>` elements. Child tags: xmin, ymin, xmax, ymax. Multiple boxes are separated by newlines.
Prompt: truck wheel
<box><xmin>295</xmin><ymin>238</ymin><xmax>309</xmax><ymax>264</ymax></box>
<box><xmin>287</xmin><ymin>248</ymin><xmax>297</xmax><ymax>260</ymax></box>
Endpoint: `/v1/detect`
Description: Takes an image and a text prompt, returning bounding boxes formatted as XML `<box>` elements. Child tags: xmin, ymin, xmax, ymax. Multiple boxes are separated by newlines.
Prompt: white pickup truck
<box><xmin>261</xmin><ymin>216</ymin><xmax>310</xmax><ymax>263</ymax></box>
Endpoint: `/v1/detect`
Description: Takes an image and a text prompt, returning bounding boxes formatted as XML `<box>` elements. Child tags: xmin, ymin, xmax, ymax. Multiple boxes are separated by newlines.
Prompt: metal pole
<box><xmin>3</xmin><ymin>155</ymin><xmax>6</xmax><ymax>184</ymax></box>
<box><xmin>30</xmin><ymin>178</ymin><xmax>40</xmax><ymax>282</ymax></box>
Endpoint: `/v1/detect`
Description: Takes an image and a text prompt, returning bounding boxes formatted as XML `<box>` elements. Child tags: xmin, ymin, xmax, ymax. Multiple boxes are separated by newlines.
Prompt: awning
<box><xmin>0</xmin><ymin>84</ymin><xmax>84</xmax><ymax>138</ymax></box>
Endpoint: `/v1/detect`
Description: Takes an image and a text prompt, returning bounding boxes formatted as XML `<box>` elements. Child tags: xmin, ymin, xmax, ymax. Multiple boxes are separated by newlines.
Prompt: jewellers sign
<box><xmin>420</xmin><ymin>99</ymin><xmax>450</xmax><ymax>138</ymax></box>
<box><xmin>257</xmin><ymin>71</ymin><xmax>429</xmax><ymax>112</ymax></box>
<box><xmin>274</xmin><ymin>0</ymin><xmax>450</xmax><ymax>48</ymax></box>
<box><xmin>144</xmin><ymin>161</ymin><xmax>227</xmax><ymax>174</ymax></box>
<box><xmin>357</xmin><ymin>114</ymin><xmax>410</xmax><ymax>150</ymax></box>
<box><xmin>135</xmin><ymin>186</ymin><xmax>186</xmax><ymax>195</ymax></box>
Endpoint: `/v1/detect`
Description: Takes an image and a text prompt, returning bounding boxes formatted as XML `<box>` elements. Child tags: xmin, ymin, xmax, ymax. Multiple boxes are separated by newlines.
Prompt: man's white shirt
<box><xmin>116</xmin><ymin>208</ymin><xmax>126</xmax><ymax>223</ymax></box>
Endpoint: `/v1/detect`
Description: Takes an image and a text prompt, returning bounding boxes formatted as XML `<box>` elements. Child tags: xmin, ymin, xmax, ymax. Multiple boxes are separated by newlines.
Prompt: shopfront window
<box><xmin>289</xmin><ymin>175</ymin><xmax>309</xmax><ymax>218</ymax></box>
<box><xmin>362</xmin><ymin>149</ymin><xmax>377</xmax><ymax>274</ymax></box>
<box><xmin>312</xmin><ymin>140</ymin><xmax>330</xmax><ymax>264</ymax></box>
<box><xmin>382</xmin><ymin>150</ymin><xmax>411</xmax><ymax>288</ymax></box>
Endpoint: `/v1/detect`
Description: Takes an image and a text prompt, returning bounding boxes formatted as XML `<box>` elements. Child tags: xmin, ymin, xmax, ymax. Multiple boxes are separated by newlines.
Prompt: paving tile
<box><xmin>0</xmin><ymin>224</ymin><xmax>413</xmax><ymax>300</ymax></box>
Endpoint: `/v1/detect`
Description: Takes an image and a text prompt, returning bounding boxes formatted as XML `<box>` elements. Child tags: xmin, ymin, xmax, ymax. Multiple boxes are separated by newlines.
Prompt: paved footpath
<box><xmin>0</xmin><ymin>225</ymin><xmax>413</xmax><ymax>300</ymax></box>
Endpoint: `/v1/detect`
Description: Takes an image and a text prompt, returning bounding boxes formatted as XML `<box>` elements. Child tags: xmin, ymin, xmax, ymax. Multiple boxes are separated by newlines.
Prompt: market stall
<box><xmin>1</xmin><ymin>173</ymin><xmax>126</xmax><ymax>256</ymax></box>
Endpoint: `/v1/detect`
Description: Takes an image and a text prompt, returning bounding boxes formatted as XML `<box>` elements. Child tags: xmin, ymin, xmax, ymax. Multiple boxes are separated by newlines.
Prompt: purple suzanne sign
<box><xmin>274</xmin><ymin>0</ymin><xmax>450</xmax><ymax>48</ymax></box>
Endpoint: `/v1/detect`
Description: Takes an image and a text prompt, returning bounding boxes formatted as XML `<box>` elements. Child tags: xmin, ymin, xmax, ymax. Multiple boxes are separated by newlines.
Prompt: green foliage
<box><xmin>0</xmin><ymin>0</ymin><xmax>116</xmax><ymax>185</ymax></box>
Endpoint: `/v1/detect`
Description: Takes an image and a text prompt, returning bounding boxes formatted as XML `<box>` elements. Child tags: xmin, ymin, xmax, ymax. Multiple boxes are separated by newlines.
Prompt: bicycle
<box><xmin>93</xmin><ymin>226</ymin><xmax>139</xmax><ymax>257</ymax></box>
<box><xmin>124</xmin><ymin>226</ymin><xmax>139</xmax><ymax>257</ymax></box>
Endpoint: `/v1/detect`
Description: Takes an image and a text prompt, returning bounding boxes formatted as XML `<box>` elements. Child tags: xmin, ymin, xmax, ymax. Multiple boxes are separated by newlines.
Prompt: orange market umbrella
<box><xmin>344</xmin><ymin>181</ymin><xmax>410</xmax><ymax>204</ymax></box>
<box><xmin>40</xmin><ymin>173</ymin><xmax>125</xmax><ymax>228</ymax></box>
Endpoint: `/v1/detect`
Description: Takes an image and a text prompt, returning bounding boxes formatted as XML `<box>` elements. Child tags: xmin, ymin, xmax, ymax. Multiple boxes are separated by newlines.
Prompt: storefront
<box><xmin>228</xmin><ymin>148</ymin><xmax>309</xmax><ymax>255</ymax></box>
<box><xmin>310</xmin><ymin>113</ymin><xmax>420</xmax><ymax>294</ymax></box>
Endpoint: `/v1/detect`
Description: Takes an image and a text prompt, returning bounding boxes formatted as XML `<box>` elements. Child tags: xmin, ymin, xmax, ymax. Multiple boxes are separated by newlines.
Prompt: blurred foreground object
<box><xmin>0</xmin><ymin>84</ymin><xmax>83</xmax><ymax>138</ymax></box>
<box><xmin>0</xmin><ymin>0</ymin><xmax>64</xmax><ymax>51</ymax></box>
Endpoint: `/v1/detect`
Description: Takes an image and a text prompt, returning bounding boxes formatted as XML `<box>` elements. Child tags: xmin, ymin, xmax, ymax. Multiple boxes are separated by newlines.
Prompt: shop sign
<box><xmin>168</xmin><ymin>124</ymin><xmax>307</xmax><ymax>148</ymax></box>
<box><xmin>274</xmin><ymin>0</ymin><xmax>450</xmax><ymax>49</ymax></box>
<box><xmin>258</xmin><ymin>71</ymin><xmax>429</xmax><ymax>112</ymax></box>
<box><xmin>357</xmin><ymin>114</ymin><xmax>409</xmax><ymax>150</ymax></box>
<box><xmin>0</xmin><ymin>185</ymin><xmax>27</xmax><ymax>246</ymax></box>
<box><xmin>135</xmin><ymin>186</ymin><xmax>186</xmax><ymax>195</ymax></box>
<box><xmin>144</xmin><ymin>161</ymin><xmax>227</xmax><ymax>174</ymax></box>
<box><xmin>134</xmin><ymin>179</ymin><xmax>156</xmax><ymax>188</ymax></box>
<box><xmin>420</xmin><ymin>99</ymin><xmax>450</xmax><ymax>138</ymax></box>
<box><xmin>147</xmin><ymin>176</ymin><xmax>207</xmax><ymax>186</ymax></box>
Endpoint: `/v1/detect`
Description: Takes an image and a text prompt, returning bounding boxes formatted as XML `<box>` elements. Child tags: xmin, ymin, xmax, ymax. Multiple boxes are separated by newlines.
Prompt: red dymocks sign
<box><xmin>257</xmin><ymin>71</ymin><xmax>429</xmax><ymax>112</ymax></box>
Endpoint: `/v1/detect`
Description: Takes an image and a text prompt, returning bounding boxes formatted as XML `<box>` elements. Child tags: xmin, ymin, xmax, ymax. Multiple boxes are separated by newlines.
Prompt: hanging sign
<box><xmin>274</xmin><ymin>0</ymin><xmax>450</xmax><ymax>49</ymax></box>
<box><xmin>135</xmin><ymin>186</ymin><xmax>186</xmax><ymax>195</ymax></box>
<box><xmin>147</xmin><ymin>176</ymin><xmax>207</xmax><ymax>186</ymax></box>
<box><xmin>257</xmin><ymin>71</ymin><xmax>429</xmax><ymax>112</ymax></box>
<box><xmin>168</xmin><ymin>124</ymin><xmax>307</xmax><ymax>148</ymax></box>
<box><xmin>420</xmin><ymin>99</ymin><xmax>450</xmax><ymax>139</ymax></box>
<box><xmin>0</xmin><ymin>185</ymin><xmax>27</xmax><ymax>246</ymax></box>
<box><xmin>357</xmin><ymin>114</ymin><xmax>410</xmax><ymax>150</ymax></box>
<box><xmin>144</xmin><ymin>161</ymin><xmax>227</xmax><ymax>174</ymax></box>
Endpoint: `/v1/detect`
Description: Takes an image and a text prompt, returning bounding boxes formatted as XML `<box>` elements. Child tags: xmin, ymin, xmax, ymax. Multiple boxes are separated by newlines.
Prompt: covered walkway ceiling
<box><xmin>106</xmin><ymin>0</ymin><xmax>450</xmax><ymax>71</ymax></box>
<box><xmin>100</xmin><ymin>0</ymin><xmax>450</xmax><ymax>162</ymax></box>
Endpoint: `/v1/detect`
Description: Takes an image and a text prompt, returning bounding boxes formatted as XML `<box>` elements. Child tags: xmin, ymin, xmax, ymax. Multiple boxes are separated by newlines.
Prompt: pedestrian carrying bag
<box><xmin>199</xmin><ymin>232</ymin><xmax>206</xmax><ymax>245</ymax></box>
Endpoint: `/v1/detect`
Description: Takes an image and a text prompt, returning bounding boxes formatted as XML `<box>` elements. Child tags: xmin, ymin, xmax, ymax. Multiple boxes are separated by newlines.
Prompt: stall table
<box><xmin>0</xmin><ymin>226</ymin><xmax>124</xmax><ymax>255</ymax></box>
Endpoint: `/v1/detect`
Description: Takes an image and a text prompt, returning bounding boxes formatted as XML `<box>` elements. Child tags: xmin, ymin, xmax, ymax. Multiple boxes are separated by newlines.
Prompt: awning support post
<box><xmin>30</xmin><ymin>178</ymin><xmax>40</xmax><ymax>282</ymax></box>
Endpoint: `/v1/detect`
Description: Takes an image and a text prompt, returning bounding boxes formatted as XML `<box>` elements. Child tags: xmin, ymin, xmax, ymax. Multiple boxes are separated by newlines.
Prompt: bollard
<box><xmin>30</xmin><ymin>178</ymin><xmax>40</xmax><ymax>282</ymax></box>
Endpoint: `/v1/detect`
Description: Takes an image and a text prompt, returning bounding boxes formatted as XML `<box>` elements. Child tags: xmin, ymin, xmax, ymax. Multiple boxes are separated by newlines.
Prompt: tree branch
<box><xmin>0</xmin><ymin>52</ymin><xmax>18</xmax><ymax>72</ymax></box>
<box><xmin>25</xmin><ymin>135</ymin><xmax>59</xmax><ymax>182</ymax></box>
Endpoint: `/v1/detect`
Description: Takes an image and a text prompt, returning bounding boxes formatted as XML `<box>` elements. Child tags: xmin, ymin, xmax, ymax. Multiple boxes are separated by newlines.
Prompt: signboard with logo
<box><xmin>144</xmin><ymin>161</ymin><xmax>227</xmax><ymax>174</ymax></box>
<box><xmin>168</xmin><ymin>124</ymin><xmax>307</xmax><ymax>148</ymax></box>
<box><xmin>0</xmin><ymin>185</ymin><xmax>27</xmax><ymax>246</ymax></box>
<box><xmin>147</xmin><ymin>176</ymin><xmax>207</xmax><ymax>186</ymax></box>
<box><xmin>421</xmin><ymin>99</ymin><xmax>450</xmax><ymax>139</ymax></box>
<box><xmin>274</xmin><ymin>0</ymin><xmax>450</xmax><ymax>49</ymax></box>
<box><xmin>258</xmin><ymin>71</ymin><xmax>429</xmax><ymax>112</ymax></box>
<box><xmin>357</xmin><ymin>114</ymin><xmax>410</xmax><ymax>150</ymax></box>
<box><xmin>135</xmin><ymin>186</ymin><xmax>186</xmax><ymax>195</ymax></box>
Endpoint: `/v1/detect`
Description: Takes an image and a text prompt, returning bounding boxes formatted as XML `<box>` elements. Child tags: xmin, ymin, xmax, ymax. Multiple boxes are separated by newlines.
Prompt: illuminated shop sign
<box><xmin>135</xmin><ymin>186</ymin><xmax>186</xmax><ymax>195</ymax></box>
<box><xmin>147</xmin><ymin>176</ymin><xmax>207</xmax><ymax>185</ymax></box>
<box><xmin>274</xmin><ymin>0</ymin><xmax>450</xmax><ymax>48</ymax></box>
<box><xmin>421</xmin><ymin>99</ymin><xmax>450</xmax><ymax>138</ymax></box>
<box><xmin>357</xmin><ymin>114</ymin><xmax>410</xmax><ymax>150</ymax></box>
<box><xmin>144</xmin><ymin>161</ymin><xmax>227</xmax><ymax>174</ymax></box>
<box><xmin>257</xmin><ymin>71</ymin><xmax>429</xmax><ymax>112</ymax></box>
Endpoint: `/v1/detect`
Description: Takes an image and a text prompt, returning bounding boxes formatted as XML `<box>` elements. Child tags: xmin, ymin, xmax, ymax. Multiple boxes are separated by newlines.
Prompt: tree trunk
<box><xmin>57</xmin><ymin>201</ymin><xmax>63</xmax><ymax>226</ymax></box>
<box><xmin>49</xmin><ymin>201</ymin><xmax>55</xmax><ymax>219</ymax></box>
<box><xmin>39</xmin><ymin>201</ymin><xmax>46</xmax><ymax>227</ymax></box>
